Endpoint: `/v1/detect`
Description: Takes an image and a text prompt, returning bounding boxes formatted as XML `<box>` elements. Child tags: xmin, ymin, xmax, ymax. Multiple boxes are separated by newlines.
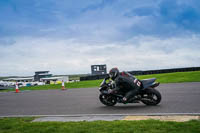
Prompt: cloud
<box><xmin>1</xmin><ymin>0</ymin><xmax>200</xmax><ymax>41</ymax></box>
<box><xmin>0</xmin><ymin>35</ymin><xmax>199</xmax><ymax>76</ymax></box>
<box><xmin>0</xmin><ymin>0</ymin><xmax>200</xmax><ymax>76</ymax></box>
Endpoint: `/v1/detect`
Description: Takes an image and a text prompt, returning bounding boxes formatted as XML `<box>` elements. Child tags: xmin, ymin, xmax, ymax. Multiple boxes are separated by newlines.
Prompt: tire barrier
<box><xmin>80</xmin><ymin>74</ymin><xmax>109</xmax><ymax>81</ymax></box>
<box><xmin>129</xmin><ymin>67</ymin><xmax>200</xmax><ymax>75</ymax></box>
<box><xmin>80</xmin><ymin>67</ymin><xmax>200</xmax><ymax>81</ymax></box>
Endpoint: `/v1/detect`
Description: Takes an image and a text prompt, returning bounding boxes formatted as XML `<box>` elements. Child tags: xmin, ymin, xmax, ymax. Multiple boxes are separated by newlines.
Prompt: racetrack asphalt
<box><xmin>0</xmin><ymin>82</ymin><xmax>200</xmax><ymax>116</ymax></box>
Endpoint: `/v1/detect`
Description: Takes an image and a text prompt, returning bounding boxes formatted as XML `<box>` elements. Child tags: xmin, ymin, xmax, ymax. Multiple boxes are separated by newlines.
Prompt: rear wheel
<box><xmin>141</xmin><ymin>88</ymin><xmax>161</xmax><ymax>105</ymax></box>
<box><xmin>99</xmin><ymin>94</ymin><xmax>117</xmax><ymax>106</ymax></box>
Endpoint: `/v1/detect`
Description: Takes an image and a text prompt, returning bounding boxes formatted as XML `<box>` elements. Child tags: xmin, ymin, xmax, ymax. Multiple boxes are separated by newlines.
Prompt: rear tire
<box><xmin>99</xmin><ymin>94</ymin><xmax>117</xmax><ymax>106</ymax></box>
<box><xmin>141</xmin><ymin>88</ymin><xmax>161</xmax><ymax>105</ymax></box>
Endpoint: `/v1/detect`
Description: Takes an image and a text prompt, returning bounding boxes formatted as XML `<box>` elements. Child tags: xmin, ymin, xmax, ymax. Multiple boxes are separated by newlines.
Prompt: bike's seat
<box><xmin>141</xmin><ymin>78</ymin><xmax>156</xmax><ymax>88</ymax></box>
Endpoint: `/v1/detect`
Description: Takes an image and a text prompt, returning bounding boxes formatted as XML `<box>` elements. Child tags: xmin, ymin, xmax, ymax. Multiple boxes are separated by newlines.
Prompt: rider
<box><xmin>108</xmin><ymin>68</ymin><xmax>142</xmax><ymax>103</ymax></box>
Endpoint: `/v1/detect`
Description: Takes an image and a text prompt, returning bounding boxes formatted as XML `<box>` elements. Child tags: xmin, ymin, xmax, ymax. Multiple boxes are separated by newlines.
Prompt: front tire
<box><xmin>141</xmin><ymin>88</ymin><xmax>161</xmax><ymax>105</ymax></box>
<box><xmin>99</xmin><ymin>94</ymin><xmax>117</xmax><ymax>106</ymax></box>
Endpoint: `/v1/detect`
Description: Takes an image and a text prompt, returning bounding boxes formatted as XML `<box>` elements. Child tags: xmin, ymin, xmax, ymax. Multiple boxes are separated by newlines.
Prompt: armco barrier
<box><xmin>129</xmin><ymin>67</ymin><xmax>200</xmax><ymax>75</ymax></box>
<box><xmin>80</xmin><ymin>67</ymin><xmax>200</xmax><ymax>81</ymax></box>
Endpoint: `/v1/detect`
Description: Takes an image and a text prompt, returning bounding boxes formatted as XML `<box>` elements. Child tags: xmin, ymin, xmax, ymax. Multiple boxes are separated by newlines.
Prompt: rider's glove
<box><xmin>108</xmin><ymin>89</ymin><xmax>113</xmax><ymax>94</ymax></box>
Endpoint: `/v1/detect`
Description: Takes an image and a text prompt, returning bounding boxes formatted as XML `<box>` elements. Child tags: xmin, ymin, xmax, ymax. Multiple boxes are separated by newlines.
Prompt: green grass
<box><xmin>1</xmin><ymin>71</ymin><xmax>200</xmax><ymax>92</ymax></box>
<box><xmin>137</xmin><ymin>71</ymin><xmax>200</xmax><ymax>83</ymax></box>
<box><xmin>0</xmin><ymin>80</ymin><xmax>103</xmax><ymax>92</ymax></box>
<box><xmin>0</xmin><ymin>117</ymin><xmax>200</xmax><ymax>133</ymax></box>
<box><xmin>18</xmin><ymin>80</ymin><xmax>102</xmax><ymax>91</ymax></box>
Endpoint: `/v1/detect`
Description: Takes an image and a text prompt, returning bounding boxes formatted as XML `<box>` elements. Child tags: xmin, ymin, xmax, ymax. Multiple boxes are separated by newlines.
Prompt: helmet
<box><xmin>109</xmin><ymin>68</ymin><xmax>119</xmax><ymax>80</ymax></box>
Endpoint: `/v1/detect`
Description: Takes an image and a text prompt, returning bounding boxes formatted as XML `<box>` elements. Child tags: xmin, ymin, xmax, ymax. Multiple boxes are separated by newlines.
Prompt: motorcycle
<box><xmin>99</xmin><ymin>76</ymin><xmax>162</xmax><ymax>106</ymax></box>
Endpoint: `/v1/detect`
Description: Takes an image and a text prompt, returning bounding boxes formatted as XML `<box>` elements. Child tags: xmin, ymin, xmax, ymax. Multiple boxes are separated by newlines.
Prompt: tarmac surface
<box><xmin>0</xmin><ymin>82</ymin><xmax>200</xmax><ymax>117</ymax></box>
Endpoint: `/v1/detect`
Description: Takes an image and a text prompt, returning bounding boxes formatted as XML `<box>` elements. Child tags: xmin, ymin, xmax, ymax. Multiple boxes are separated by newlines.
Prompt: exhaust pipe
<box><xmin>151</xmin><ymin>82</ymin><xmax>160</xmax><ymax>88</ymax></box>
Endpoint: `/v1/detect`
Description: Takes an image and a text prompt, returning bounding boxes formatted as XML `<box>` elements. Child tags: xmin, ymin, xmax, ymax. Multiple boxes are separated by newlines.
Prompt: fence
<box><xmin>80</xmin><ymin>67</ymin><xmax>200</xmax><ymax>81</ymax></box>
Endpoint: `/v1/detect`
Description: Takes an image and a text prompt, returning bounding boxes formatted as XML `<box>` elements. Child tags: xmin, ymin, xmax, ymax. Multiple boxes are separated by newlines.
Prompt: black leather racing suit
<box><xmin>112</xmin><ymin>71</ymin><xmax>142</xmax><ymax>101</ymax></box>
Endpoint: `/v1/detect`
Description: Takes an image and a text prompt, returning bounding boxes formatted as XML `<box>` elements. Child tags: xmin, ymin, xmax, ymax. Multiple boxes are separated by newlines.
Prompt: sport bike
<box><xmin>99</xmin><ymin>76</ymin><xmax>161</xmax><ymax>106</ymax></box>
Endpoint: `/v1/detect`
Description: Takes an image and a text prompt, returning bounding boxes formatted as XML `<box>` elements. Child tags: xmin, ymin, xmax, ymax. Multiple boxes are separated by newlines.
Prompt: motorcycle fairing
<box><xmin>141</xmin><ymin>78</ymin><xmax>156</xmax><ymax>89</ymax></box>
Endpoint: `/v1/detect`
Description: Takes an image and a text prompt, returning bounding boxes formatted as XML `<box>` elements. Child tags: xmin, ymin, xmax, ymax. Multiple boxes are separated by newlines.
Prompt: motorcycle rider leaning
<box><xmin>108</xmin><ymin>68</ymin><xmax>142</xmax><ymax>103</ymax></box>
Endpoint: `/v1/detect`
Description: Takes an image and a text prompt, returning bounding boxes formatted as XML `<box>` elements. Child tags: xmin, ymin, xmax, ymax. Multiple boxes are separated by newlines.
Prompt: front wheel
<box><xmin>99</xmin><ymin>94</ymin><xmax>117</xmax><ymax>106</ymax></box>
<box><xmin>141</xmin><ymin>88</ymin><xmax>162</xmax><ymax>106</ymax></box>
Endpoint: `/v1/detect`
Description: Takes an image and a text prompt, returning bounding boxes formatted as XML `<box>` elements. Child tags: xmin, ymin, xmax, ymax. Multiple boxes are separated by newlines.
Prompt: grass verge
<box><xmin>0</xmin><ymin>117</ymin><xmax>200</xmax><ymax>133</ymax></box>
<box><xmin>1</xmin><ymin>71</ymin><xmax>200</xmax><ymax>91</ymax></box>
<box><xmin>137</xmin><ymin>71</ymin><xmax>200</xmax><ymax>83</ymax></box>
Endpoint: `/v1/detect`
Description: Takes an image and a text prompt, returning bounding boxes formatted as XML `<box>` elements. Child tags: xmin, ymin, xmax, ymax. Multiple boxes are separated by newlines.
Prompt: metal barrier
<box><xmin>80</xmin><ymin>67</ymin><xmax>200</xmax><ymax>81</ymax></box>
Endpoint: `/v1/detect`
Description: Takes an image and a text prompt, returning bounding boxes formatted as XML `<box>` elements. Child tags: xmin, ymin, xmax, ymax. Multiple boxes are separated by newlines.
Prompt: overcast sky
<box><xmin>0</xmin><ymin>0</ymin><xmax>200</xmax><ymax>76</ymax></box>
